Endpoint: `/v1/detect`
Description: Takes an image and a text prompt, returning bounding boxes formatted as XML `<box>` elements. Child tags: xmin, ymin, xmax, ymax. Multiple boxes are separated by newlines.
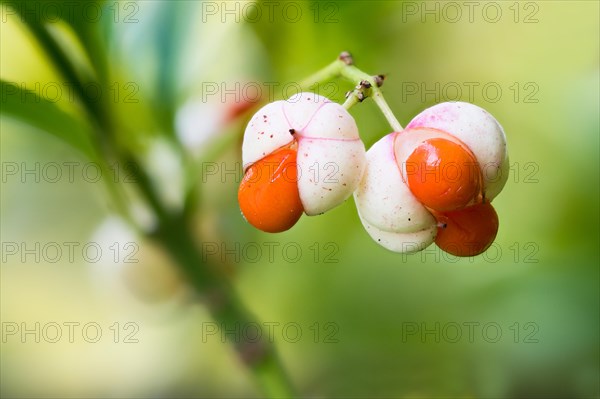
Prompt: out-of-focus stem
<box><xmin>151</xmin><ymin>216</ymin><xmax>296</xmax><ymax>398</ymax></box>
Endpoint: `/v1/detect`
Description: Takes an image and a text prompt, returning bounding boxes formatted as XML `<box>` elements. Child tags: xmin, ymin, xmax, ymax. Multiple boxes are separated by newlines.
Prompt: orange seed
<box><xmin>406</xmin><ymin>138</ymin><xmax>482</xmax><ymax>212</ymax></box>
<box><xmin>434</xmin><ymin>202</ymin><xmax>499</xmax><ymax>257</ymax></box>
<box><xmin>238</xmin><ymin>148</ymin><xmax>304</xmax><ymax>233</ymax></box>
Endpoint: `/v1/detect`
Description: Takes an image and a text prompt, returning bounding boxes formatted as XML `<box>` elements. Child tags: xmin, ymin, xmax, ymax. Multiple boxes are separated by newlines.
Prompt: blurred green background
<box><xmin>1</xmin><ymin>1</ymin><xmax>598</xmax><ymax>398</ymax></box>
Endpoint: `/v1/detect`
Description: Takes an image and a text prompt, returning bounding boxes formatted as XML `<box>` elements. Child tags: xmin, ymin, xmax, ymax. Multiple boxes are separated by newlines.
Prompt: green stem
<box><xmin>370</xmin><ymin>87</ymin><xmax>403</xmax><ymax>131</ymax></box>
<box><xmin>339</xmin><ymin>64</ymin><xmax>372</xmax><ymax>84</ymax></box>
<box><xmin>96</xmin><ymin>156</ymin><xmax>138</xmax><ymax>228</ymax></box>
<box><xmin>298</xmin><ymin>59</ymin><xmax>346</xmax><ymax>90</ymax></box>
<box><xmin>339</xmin><ymin>66</ymin><xmax>403</xmax><ymax>131</ymax></box>
<box><xmin>152</xmin><ymin>217</ymin><xmax>296</xmax><ymax>398</ymax></box>
<box><xmin>342</xmin><ymin>94</ymin><xmax>360</xmax><ymax>110</ymax></box>
<box><xmin>299</xmin><ymin>53</ymin><xmax>404</xmax><ymax>132</ymax></box>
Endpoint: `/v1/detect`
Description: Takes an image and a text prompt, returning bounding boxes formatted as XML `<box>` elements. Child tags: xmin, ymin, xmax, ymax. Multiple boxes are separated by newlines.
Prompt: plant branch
<box><xmin>342</xmin><ymin>92</ymin><xmax>361</xmax><ymax>109</ymax></box>
<box><xmin>299</xmin><ymin>52</ymin><xmax>404</xmax><ymax>131</ymax></box>
<box><xmin>370</xmin><ymin>87</ymin><xmax>403</xmax><ymax>131</ymax></box>
<box><xmin>298</xmin><ymin>59</ymin><xmax>346</xmax><ymax>91</ymax></box>
<box><xmin>151</xmin><ymin>216</ymin><xmax>296</xmax><ymax>398</ymax></box>
<box><xmin>339</xmin><ymin>65</ymin><xmax>403</xmax><ymax>131</ymax></box>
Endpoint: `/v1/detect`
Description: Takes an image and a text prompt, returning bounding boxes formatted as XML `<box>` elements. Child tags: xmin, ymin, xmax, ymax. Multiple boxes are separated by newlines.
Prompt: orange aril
<box><xmin>238</xmin><ymin>148</ymin><xmax>304</xmax><ymax>233</ymax></box>
<box><xmin>406</xmin><ymin>138</ymin><xmax>482</xmax><ymax>212</ymax></box>
<box><xmin>434</xmin><ymin>202</ymin><xmax>499</xmax><ymax>257</ymax></box>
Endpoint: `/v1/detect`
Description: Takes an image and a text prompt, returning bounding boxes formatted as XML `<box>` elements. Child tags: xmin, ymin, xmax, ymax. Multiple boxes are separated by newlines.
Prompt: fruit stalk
<box><xmin>371</xmin><ymin>88</ymin><xmax>403</xmax><ymax>132</ymax></box>
<box><xmin>300</xmin><ymin>52</ymin><xmax>403</xmax><ymax>132</ymax></box>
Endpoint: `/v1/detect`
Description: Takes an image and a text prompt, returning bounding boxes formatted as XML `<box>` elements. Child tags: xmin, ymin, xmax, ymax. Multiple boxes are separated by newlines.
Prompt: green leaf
<box><xmin>4</xmin><ymin>1</ymin><xmax>108</xmax><ymax>74</ymax></box>
<box><xmin>0</xmin><ymin>80</ymin><xmax>96</xmax><ymax>158</ymax></box>
<box><xmin>3</xmin><ymin>1</ymin><xmax>107</xmax><ymax>123</ymax></box>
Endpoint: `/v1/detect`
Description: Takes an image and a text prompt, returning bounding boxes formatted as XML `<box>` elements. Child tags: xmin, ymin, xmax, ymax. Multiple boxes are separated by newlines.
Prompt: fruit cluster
<box><xmin>354</xmin><ymin>102</ymin><xmax>508</xmax><ymax>256</ymax></box>
<box><xmin>237</xmin><ymin>91</ymin><xmax>508</xmax><ymax>257</ymax></box>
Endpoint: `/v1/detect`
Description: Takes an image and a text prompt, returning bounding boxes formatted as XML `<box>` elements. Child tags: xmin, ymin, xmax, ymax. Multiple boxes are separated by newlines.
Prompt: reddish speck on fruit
<box><xmin>434</xmin><ymin>202</ymin><xmax>499</xmax><ymax>257</ymax></box>
<box><xmin>406</xmin><ymin>138</ymin><xmax>482</xmax><ymax>212</ymax></box>
<box><xmin>238</xmin><ymin>148</ymin><xmax>303</xmax><ymax>233</ymax></box>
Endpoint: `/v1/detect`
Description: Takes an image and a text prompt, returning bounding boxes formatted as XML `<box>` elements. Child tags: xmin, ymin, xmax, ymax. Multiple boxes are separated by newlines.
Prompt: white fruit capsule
<box><xmin>358</xmin><ymin>213</ymin><xmax>437</xmax><ymax>254</ymax></box>
<box><xmin>354</xmin><ymin>102</ymin><xmax>508</xmax><ymax>253</ymax></box>
<box><xmin>354</xmin><ymin>133</ymin><xmax>437</xmax><ymax>252</ymax></box>
<box><xmin>405</xmin><ymin>101</ymin><xmax>509</xmax><ymax>201</ymax></box>
<box><xmin>241</xmin><ymin>92</ymin><xmax>366</xmax><ymax>216</ymax></box>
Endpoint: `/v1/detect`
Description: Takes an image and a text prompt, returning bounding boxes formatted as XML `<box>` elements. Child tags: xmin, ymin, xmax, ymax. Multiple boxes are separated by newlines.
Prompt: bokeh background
<box><xmin>1</xmin><ymin>1</ymin><xmax>598</xmax><ymax>398</ymax></box>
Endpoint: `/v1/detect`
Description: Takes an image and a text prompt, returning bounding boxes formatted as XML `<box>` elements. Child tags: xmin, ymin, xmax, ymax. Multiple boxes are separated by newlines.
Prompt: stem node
<box><xmin>374</xmin><ymin>74</ymin><xmax>386</xmax><ymax>87</ymax></box>
<box><xmin>339</xmin><ymin>51</ymin><xmax>354</xmax><ymax>65</ymax></box>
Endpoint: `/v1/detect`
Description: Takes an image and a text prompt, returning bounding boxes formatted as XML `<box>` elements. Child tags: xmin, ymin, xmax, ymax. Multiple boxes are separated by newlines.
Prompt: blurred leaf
<box><xmin>6</xmin><ymin>1</ymin><xmax>108</xmax><ymax>78</ymax></box>
<box><xmin>109</xmin><ymin>1</ymin><xmax>195</xmax><ymax>135</ymax></box>
<box><xmin>4</xmin><ymin>1</ymin><xmax>112</xmax><ymax>128</ymax></box>
<box><xmin>0</xmin><ymin>80</ymin><xmax>95</xmax><ymax>157</ymax></box>
<box><xmin>68</xmin><ymin>1</ymin><xmax>110</xmax><ymax>84</ymax></box>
